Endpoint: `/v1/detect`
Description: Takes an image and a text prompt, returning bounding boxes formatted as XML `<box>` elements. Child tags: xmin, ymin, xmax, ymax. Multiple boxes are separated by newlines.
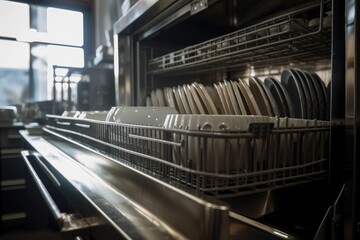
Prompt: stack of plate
<box><xmin>279</xmin><ymin>68</ymin><xmax>329</xmax><ymax>120</ymax></box>
<box><xmin>145</xmin><ymin>68</ymin><xmax>329</xmax><ymax>120</ymax></box>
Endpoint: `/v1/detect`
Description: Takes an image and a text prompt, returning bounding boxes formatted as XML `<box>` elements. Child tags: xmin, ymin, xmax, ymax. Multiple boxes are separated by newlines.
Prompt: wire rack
<box><xmin>147</xmin><ymin>0</ymin><xmax>331</xmax><ymax>74</ymax></box>
<box><xmin>45</xmin><ymin>115</ymin><xmax>330</xmax><ymax>198</ymax></box>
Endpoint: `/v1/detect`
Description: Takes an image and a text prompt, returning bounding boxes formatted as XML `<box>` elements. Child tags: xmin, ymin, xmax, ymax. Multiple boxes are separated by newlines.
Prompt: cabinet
<box><xmin>0</xmin><ymin>123</ymin><xmax>25</xmax><ymax>231</ymax></box>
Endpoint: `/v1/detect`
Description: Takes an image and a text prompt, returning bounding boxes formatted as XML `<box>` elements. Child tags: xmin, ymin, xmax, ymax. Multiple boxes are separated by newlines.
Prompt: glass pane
<box><xmin>47</xmin><ymin>7</ymin><xmax>83</xmax><ymax>46</ymax></box>
<box><xmin>47</xmin><ymin>45</ymin><xmax>84</xmax><ymax>67</ymax></box>
<box><xmin>0</xmin><ymin>1</ymin><xmax>29</xmax><ymax>38</ymax></box>
<box><xmin>0</xmin><ymin>40</ymin><xmax>29</xmax><ymax>106</ymax></box>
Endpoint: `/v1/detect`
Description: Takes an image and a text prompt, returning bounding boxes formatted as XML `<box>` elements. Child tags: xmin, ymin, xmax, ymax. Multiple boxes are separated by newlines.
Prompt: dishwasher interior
<box><xmin>111</xmin><ymin>0</ymin><xmax>345</xmax><ymax>239</ymax></box>
<box><xmin>20</xmin><ymin>0</ymin><xmax>347</xmax><ymax>239</ymax></box>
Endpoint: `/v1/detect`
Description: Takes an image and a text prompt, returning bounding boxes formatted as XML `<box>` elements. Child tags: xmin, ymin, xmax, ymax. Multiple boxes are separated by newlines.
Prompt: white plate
<box><xmin>222</xmin><ymin>80</ymin><xmax>240</xmax><ymax>115</ymax></box>
<box><xmin>150</xmin><ymin>90</ymin><xmax>158</xmax><ymax>106</ymax></box>
<box><xmin>164</xmin><ymin>114</ymin><xmax>271</xmax><ymax>172</ymax></box>
<box><xmin>248</xmin><ymin>77</ymin><xmax>272</xmax><ymax>116</ymax></box>
<box><xmin>305</xmin><ymin>71</ymin><xmax>326</xmax><ymax>120</ymax></box>
<box><xmin>183</xmin><ymin>84</ymin><xmax>200</xmax><ymax>114</ymax></box>
<box><xmin>178</xmin><ymin>85</ymin><xmax>192</xmax><ymax>114</ymax></box>
<box><xmin>214</xmin><ymin>83</ymin><xmax>230</xmax><ymax>114</ymax></box>
<box><xmin>189</xmin><ymin>84</ymin><xmax>206</xmax><ymax>114</ymax></box>
<box><xmin>172</xmin><ymin>87</ymin><xmax>186</xmax><ymax>114</ymax></box>
<box><xmin>310</xmin><ymin>71</ymin><xmax>329</xmax><ymax>120</ymax></box>
<box><xmin>206</xmin><ymin>85</ymin><xmax>223</xmax><ymax>114</ymax></box>
<box><xmin>237</xmin><ymin>79</ymin><xmax>261</xmax><ymax>115</ymax></box>
<box><xmin>296</xmin><ymin>68</ymin><xmax>319</xmax><ymax>119</ymax></box>
<box><xmin>281</xmin><ymin>69</ymin><xmax>307</xmax><ymax>118</ymax></box>
<box><xmin>255</xmin><ymin>77</ymin><xmax>280</xmax><ymax>117</ymax></box>
<box><xmin>291</xmin><ymin>69</ymin><xmax>312</xmax><ymax>118</ymax></box>
<box><xmin>264</xmin><ymin>76</ymin><xmax>288</xmax><ymax>117</ymax></box>
<box><xmin>156</xmin><ymin>88</ymin><xmax>167</xmax><ymax>107</ymax></box>
<box><xmin>165</xmin><ymin>87</ymin><xmax>176</xmax><ymax>108</ymax></box>
<box><xmin>146</xmin><ymin>96</ymin><xmax>152</xmax><ymax>106</ymax></box>
<box><xmin>230</xmin><ymin>80</ymin><xmax>247</xmax><ymax>115</ymax></box>
<box><xmin>193</xmin><ymin>83</ymin><xmax>218</xmax><ymax>114</ymax></box>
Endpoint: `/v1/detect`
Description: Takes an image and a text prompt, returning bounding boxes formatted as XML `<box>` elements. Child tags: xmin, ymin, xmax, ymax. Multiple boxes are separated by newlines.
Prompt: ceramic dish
<box><xmin>281</xmin><ymin>69</ymin><xmax>307</xmax><ymax>119</ymax></box>
<box><xmin>188</xmin><ymin>84</ymin><xmax>206</xmax><ymax>114</ymax></box>
<box><xmin>271</xmin><ymin>76</ymin><xmax>295</xmax><ymax>118</ymax></box>
<box><xmin>248</xmin><ymin>77</ymin><xmax>272</xmax><ymax>116</ymax></box>
<box><xmin>295</xmin><ymin>69</ymin><xmax>319</xmax><ymax>119</ymax></box>
<box><xmin>255</xmin><ymin>77</ymin><xmax>280</xmax><ymax>117</ymax></box>
<box><xmin>164</xmin><ymin>87</ymin><xmax>176</xmax><ymax>108</ymax></box>
<box><xmin>164</xmin><ymin>114</ymin><xmax>271</xmax><ymax>172</ymax></box>
<box><xmin>291</xmin><ymin>69</ymin><xmax>314</xmax><ymax>119</ymax></box>
<box><xmin>172</xmin><ymin>87</ymin><xmax>186</xmax><ymax>114</ymax></box>
<box><xmin>205</xmin><ymin>85</ymin><xmax>223</xmax><ymax>114</ymax></box>
<box><xmin>310</xmin><ymin>72</ymin><xmax>330</xmax><ymax>120</ymax></box>
<box><xmin>230</xmin><ymin>80</ymin><xmax>248</xmax><ymax>115</ymax></box>
<box><xmin>237</xmin><ymin>79</ymin><xmax>261</xmax><ymax>115</ymax></box>
<box><xmin>146</xmin><ymin>96</ymin><xmax>152</xmax><ymax>107</ymax></box>
<box><xmin>192</xmin><ymin>83</ymin><xmax>218</xmax><ymax>114</ymax></box>
<box><xmin>264</xmin><ymin>76</ymin><xmax>288</xmax><ymax>117</ymax></box>
<box><xmin>214</xmin><ymin>83</ymin><xmax>231</xmax><ymax>114</ymax></box>
<box><xmin>150</xmin><ymin>90</ymin><xmax>158</xmax><ymax>106</ymax></box>
<box><xmin>178</xmin><ymin>85</ymin><xmax>192</xmax><ymax>114</ymax></box>
<box><xmin>221</xmin><ymin>81</ymin><xmax>239</xmax><ymax>115</ymax></box>
<box><xmin>183</xmin><ymin>84</ymin><xmax>200</xmax><ymax>114</ymax></box>
<box><xmin>304</xmin><ymin>71</ymin><xmax>326</xmax><ymax>120</ymax></box>
<box><xmin>156</xmin><ymin>88</ymin><xmax>166</xmax><ymax>107</ymax></box>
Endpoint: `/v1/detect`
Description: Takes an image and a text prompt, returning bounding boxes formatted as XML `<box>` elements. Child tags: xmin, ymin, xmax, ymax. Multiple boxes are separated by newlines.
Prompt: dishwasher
<box><xmin>20</xmin><ymin>0</ymin><xmax>358</xmax><ymax>239</ymax></box>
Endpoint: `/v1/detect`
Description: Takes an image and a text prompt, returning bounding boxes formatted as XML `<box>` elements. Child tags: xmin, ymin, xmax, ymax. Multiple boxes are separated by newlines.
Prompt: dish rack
<box><xmin>147</xmin><ymin>0</ymin><xmax>331</xmax><ymax>74</ymax></box>
<box><xmin>45</xmin><ymin>115</ymin><xmax>330</xmax><ymax>198</ymax></box>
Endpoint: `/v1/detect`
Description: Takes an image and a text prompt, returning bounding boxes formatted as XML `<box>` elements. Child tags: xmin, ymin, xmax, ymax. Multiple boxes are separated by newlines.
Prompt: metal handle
<box><xmin>21</xmin><ymin>150</ymin><xmax>64</xmax><ymax>229</ymax></box>
<box><xmin>128</xmin><ymin>133</ymin><xmax>183</xmax><ymax>147</ymax></box>
<box><xmin>75</xmin><ymin>123</ymin><xmax>91</xmax><ymax>129</ymax></box>
<box><xmin>56</xmin><ymin>120</ymin><xmax>71</xmax><ymax>126</ymax></box>
<box><xmin>32</xmin><ymin>152</ymin><xmax>61</xmax><ymax>187</ymax></box>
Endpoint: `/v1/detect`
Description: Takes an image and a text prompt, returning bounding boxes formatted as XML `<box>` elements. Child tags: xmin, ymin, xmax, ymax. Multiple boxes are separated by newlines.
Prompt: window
<box><xmin>0</xmin><ymin>0</ymin><xmax>86</xmax><ymax>104</ymax></box>
<box><xmin>0</xmin><ymin>40</ymin><xmax>29</xmax><ymax>106</ymax></box>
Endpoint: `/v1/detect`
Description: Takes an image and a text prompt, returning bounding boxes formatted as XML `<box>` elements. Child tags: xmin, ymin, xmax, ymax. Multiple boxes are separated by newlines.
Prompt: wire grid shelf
<box><xmin>45</xmin><ymin>115</ymin><xmax>330</xmax><ymax>198</ymax></box>
<box><xmin>147</xmin><ymin>0</ymin><xmax>331</xmax><ymax>74</ymax></box>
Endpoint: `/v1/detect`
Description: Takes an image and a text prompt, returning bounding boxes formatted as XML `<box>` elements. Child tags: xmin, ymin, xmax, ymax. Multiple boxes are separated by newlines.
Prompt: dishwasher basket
<box><xmin>45</xmin><ymin>115</ymin><xmax>330</xmax><ymax>198</ymax></box>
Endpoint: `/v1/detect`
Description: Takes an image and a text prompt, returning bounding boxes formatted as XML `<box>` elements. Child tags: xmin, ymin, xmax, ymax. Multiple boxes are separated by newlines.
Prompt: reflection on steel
<box><xmin>20</xmin><ymin>130</ymin><xmax>229</xmax><ymax>239</ymax></box>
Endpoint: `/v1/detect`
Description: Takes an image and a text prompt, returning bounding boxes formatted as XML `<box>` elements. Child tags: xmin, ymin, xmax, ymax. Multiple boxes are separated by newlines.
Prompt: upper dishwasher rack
<box><xmin>147</xmin><ymin>0</ymin><xmax>331</xmax><ymax>74</ymax></box>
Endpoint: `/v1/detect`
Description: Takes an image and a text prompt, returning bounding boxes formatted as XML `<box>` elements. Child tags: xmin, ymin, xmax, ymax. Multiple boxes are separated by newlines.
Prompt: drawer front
<box><xmin>0</xmin><ymin>129</ymin><xmax>23</xmax><ymax>148</ymax></box>
<box><xmin>1</xmin><ymin>155</ymin><xmax>25</xmax><ymax>180</ymax></box>
<box><xmin>1</xmin><ymin>187</ymin><xmax>26</xmax><ymax>215</ymax></box>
